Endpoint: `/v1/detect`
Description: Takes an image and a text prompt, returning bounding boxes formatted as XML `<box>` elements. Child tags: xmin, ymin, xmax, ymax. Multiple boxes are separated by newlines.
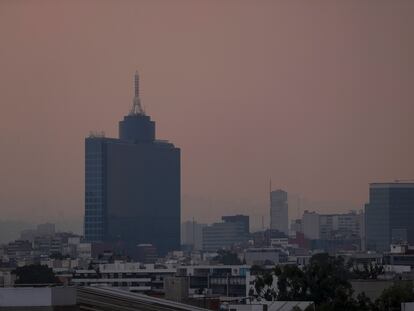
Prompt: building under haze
<box><xmin>365</xmin><ymin>183</ymin><xmax>414</xmax><ymax>252</ymax></box>
<box><xmin>202</xmin><ymin>215</ymin><xmax>250</xmax><ymax>251</ymax></box>
<box><xmin>270</xmin><ymin>189</ymin><xmax>289</xmax><ymax>235</ymax></box>
<box><xmin>84</xmin><ymin>72</ymin><xmax>180</xmax><ymax>256</ymax></box>
<box><xmin>181</xmin><ymin>220</ymin><xmax>207</xmax><ymax>251</ymax></box>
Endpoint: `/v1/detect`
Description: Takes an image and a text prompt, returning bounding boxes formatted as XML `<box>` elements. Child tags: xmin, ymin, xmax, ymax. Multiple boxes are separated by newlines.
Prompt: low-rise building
<box><xmin>203</xmin><ymin>221</ymin><xmax>248</xmax><ymax>252</ymax></box>
<box><xmin>72</xmin><ymin>261</ymin><xmax>176</xmax><ymax>294</ymax></box>
<box><xmin>177</xmin><ymin>264</ymin><xmax>251</xmax><ymax>297</ymax></box>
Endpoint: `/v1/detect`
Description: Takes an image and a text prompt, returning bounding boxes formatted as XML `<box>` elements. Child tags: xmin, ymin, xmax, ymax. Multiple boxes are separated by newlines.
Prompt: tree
<box><xmin>253</xmin><ymin>253</ymin><xmax>414</xmax><ymax>311</ymax></box>
<box><xmin>254</xmin><ymin>270</ymin><xmax>277</xmax><ymax>301</ymax></box>
<box><xmin>349</xmin><ymin>260</ymin><xmax>384</xmax><ymax>280</ymax></box>
<box><xmin>13</xmin><ymin>264</ymin><xmax>60</xmax><ymax>285</ymax></box>
<box><xmin>256</xmin><ymin>253</ymin><xmax>362</xmax><ymax>310</ymax></box>
<box><xmin>274</xmin><ymin>264</ymin><xmax>308</xmax><ymax>301</ymax></box>
<box><xmin>375</xmin><ymin>282</ymin><xmax>414</xmax><ymax>311</ymax></box>
<box><xmin>304</xmin><ymin>253</ymin><xmax>353</xmax><ymax>306</ymax></box>
<box><xmin>355</xmin><ymin>292</ymin><xmax>376</xmax><ymax>311</ymax></box>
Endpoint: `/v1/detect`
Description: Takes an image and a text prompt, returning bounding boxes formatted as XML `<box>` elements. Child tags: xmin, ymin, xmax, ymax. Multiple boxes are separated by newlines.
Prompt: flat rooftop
<box><xmin>370</xmin><ymin>183</ymin><xmax>414</xmax><ymax>189</ymax></box>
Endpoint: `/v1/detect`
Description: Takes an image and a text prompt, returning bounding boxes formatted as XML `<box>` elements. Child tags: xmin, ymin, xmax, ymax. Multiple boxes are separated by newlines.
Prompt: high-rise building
<box><xmin>301</xmin><ymin>211</ymin><xmax>320</xmax><ymax>239</ymax></box>
<box><xmin>270</xmin><ymin>189</ymin><xmax>288</xmax><ymax>235</ymax></box>
<box><xmin>181</xmin><ymin>220</ymin><xmax>207</xmax><ymax>250</ymax></box>
<box><xmin>365</xmin><ymin>183</ymin><xmax>414</xmax><ymax>252</ymax></box>
<box><xmin>202</xmin><ymin>216</ymin><xmax>250</xmax><ymax>251</ymax></box>
<box><xmin>84</xmin><ymin>72</ymin><xmax>180</xmax><ymax>256</ymax></box>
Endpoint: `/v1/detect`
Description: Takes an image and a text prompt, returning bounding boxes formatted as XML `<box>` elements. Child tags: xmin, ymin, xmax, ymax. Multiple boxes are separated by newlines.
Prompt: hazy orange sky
<box><xmin>0</xmin><ymin>1</ymin><xmax>413</xmax><ymax>231</ymax></box>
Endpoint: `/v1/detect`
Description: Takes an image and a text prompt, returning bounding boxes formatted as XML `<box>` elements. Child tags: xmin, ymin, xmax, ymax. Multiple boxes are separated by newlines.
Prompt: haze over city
<box><xmin>0</xmin><ymin>0</ymin><xmax>414</xmax><ymax>233</ymax></box>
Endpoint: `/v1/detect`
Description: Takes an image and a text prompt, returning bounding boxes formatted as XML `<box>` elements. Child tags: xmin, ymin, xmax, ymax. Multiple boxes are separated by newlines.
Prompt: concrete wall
<box><xmin>164</xmin><ymin>277</ymin><xmax>189</xmax><ymax>302</ymax></box>
<box><xmin>402</xmin><ymin>302</ymin><xmax>414</xmax><ymax>311</ymax></box>
<box><xmin>0</xmin><ymin>287</ymin><xmax>76</xmax><ymax>307</ymax></box>
<box><xmin>51</xmin><ymin>288</ymin><xmax>76</xmax><ymax>306</ymax></box>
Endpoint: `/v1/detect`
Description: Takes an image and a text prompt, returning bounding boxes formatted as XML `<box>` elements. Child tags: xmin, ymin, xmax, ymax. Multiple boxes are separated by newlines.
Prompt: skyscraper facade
<box><xmin>365</xmin><ymin>183</ymin><xmax>414</xmax><ymax>252</ymax></box>
<box><xmin>84</xmin><ymin>72</ymin><xmax>180</xmax><ymax>256</ymax></box>
<box><xmin>270</xmin><ymin>189</ymin><xmax>289</xmax><ymax>235</ymax></box>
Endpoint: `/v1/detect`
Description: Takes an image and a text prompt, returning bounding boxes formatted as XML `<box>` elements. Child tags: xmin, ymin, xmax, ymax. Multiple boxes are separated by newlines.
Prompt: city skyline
<box><xmin>1</xmin><ymin>1</ymin><xmax>414</xmax><ymax>230</ymax></box>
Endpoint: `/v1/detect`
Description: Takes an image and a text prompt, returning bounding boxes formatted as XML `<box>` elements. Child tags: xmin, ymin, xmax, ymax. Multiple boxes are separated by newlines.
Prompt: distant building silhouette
<box><xmin>181</xmin><ymin>221</ymin><xmax>206</xmax><ymax>251</ymax></box>
<box><xmin>365</xmin><ymin>182</ymin><xmax>414</xmax><ymax>252</ymax></box>
<box><xmin>84</xmin><ymin>72</ymin><xmax>180</xmax><ymax>256</ymax></box>
<box><xmin>221</xmin><ymin>215</ymin><xmax>250</xmax><ymax>234</ymax></box>
<box><xmin>270</xmin><ymin>189</ymin><xmax>289</xmax><ymax>235</ymax></box>
<box><xmin>202</xmin><ymin>215</ymin><xmax>250</xmax><ymax>251</ymax></box>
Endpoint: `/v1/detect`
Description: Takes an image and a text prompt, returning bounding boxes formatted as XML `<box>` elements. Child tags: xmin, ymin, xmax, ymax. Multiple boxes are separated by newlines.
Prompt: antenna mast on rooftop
<box><xmin>130</xmin><ymin>70</ymin><xmax>145</xmax><ymax>115</ymax></box>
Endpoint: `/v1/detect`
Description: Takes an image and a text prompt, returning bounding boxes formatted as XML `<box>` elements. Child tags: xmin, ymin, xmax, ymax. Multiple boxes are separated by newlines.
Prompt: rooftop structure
<box><xmin>84</xmin><ymin>72</ymin><xmax>180</xmax><ymax>256</ymax></box>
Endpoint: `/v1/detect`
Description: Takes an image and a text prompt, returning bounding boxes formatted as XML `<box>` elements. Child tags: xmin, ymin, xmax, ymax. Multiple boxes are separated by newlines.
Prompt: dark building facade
<box><xmin>84</xmin><ymin>72</ymin><xmax>180</xmax><ymax>255</ymax></box>
<box><xmin>221</xmin><ymin>215</ymin><xmax>250</xmax><ymax>234</ymax></box>
<box><xmin>202</xmin><ymin>215</ymin><xmax>250</xmax><ymax>251</ymax></box>
<box><xmin>365</xmin><ymin>183</ymin><xmax>414</xmax><ymax>252</ymax></box>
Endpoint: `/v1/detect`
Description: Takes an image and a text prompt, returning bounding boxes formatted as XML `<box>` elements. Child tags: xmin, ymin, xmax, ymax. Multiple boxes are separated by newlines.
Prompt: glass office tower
<box><xmin>84</xmin><ymin>72</ymin><xmax>180</xmax><ymax>256</ymax></box>
<box><xmin>365</xmin><ymin>183</ymin><xmax>414</xmax><ymax>252</ymax></box>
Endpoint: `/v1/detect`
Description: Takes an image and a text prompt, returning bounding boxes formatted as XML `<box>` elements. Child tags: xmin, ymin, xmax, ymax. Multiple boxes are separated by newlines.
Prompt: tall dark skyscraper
<box><xmin>365</xmin><ymin>183</ymin><xmax>414</xmax><ymax>252</ymax></box>
<box><xmin>84</xmin><ymin>72</ymin><xmax>180</xmax><ymax>255</ymax></box>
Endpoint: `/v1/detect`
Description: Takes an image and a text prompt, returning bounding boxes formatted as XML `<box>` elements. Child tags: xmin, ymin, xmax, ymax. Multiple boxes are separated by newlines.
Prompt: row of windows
<box><xmin>85</xmin><ymin>165</ymin><xmax>103</xmax><ymax>170</ymax></box>
<box><xmin>85</xmin><ymin>211</ymin><xmax>103</xmax><ymax>216</ymax></box>
<box><xmin>85</xmin><ymin>225</ymin><xmax>104</xmax><ymax>231</ymax></box>
<box><xmin>85</xmin><ymin>217</ymin><xmax>103</xmax><ymax>222</ymax></box>
<box><xmin>85</xmin><ymin>175</ymin><xmax>104</xmax><ymax>180</ymax></box>
<box><xmin>85</xmin><ymin>198</ymin><xmax>103</xmax><ymax>203</ymax></box>
<box><xmin>85</xmin><ymin>189</ymin><xmax>103</xmax><ymax>194</ymax></box>
<box><xmin>85</xmin><ymin>162</ymin><xmax>104</xmax><ymax>167</ymax></box>
<box><xmin>85</xmin><ymin>191</ymin><xmax>103</xmax><ymax>196</ymax></box>
<box><xmin>86</xmin><ymin>154</ymin><xmax>103</xmax><ymax>159</ymax></box>
<box><xmin>85</xmin><ymin>184</ymin><xmax>103</xmax><ymax>188</ymax></box>
<box><xmin>85</xmin><ymin>228</ymin><xmax>104</xmax><ymax>232</ymax></box>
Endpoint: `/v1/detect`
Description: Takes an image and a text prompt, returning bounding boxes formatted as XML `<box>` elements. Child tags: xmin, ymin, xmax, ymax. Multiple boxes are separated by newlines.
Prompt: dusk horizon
<box><xmin>1</xmin><ymin>0</ymin><xmax>413</xmax><ymax>230</ymax></box>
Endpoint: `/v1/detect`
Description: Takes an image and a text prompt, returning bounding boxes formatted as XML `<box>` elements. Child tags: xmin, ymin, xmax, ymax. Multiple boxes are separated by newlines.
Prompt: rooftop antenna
<box><xmin>130</xmin><ymin>70</ymin><xmax>145</xmax><ymax>115</ymax></box>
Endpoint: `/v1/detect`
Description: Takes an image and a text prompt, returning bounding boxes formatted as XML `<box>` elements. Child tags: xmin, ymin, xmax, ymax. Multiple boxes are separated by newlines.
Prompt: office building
<box><xmin>221</xmin><ymin>215</ymin><xmax>250</xmax><ymax>234</ymax></box>
<box><xmin>270</xmin><ymin>190</ymin><xmax>288</xmax><ymax>235</ymax></box>
<box><xmin>319</xmin><ymin>211</ymin><xmax>363</xmax><ymax>240</ymax></box>
<box><xmin>365</xmin><ymin>183</ymin><xmax>414</xmax><ymax>252</ymax></box>
<box><xmin>301</xmin><ymin>210</ymin><xmax>363</xmax><ymax>241</ymax></box>
<box><xmin>202</xmin><ymin>216</ymin><xmax>250</xmax><ymax>251</ymax></box>
<box><xmin>84</xmin><ymin>72</ymin><xmax>181</xmax><ymax>255</ymax></box>
<box><xmin>290</xmin><ymin>219</ymin><xmax>302</xmax><ymax>235</ymax></box>
<box><xmin>181</xmin><ymin>221</ymin><xmax>207</xmax><ymax>251</ymax></box>
<box><xmin>302</xmin><ymin>211</ymin><xmax>320</xmax><ymax>239</ymax></box>
<box><xmin>73</xmin><ymin>262</ymin><xmax>176</xmax><ymax>293</ymax></box>
<box><xmin>176</xmin><ymin>265</ymin><xmax>251</xmax><ymax>297</ymax></box>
